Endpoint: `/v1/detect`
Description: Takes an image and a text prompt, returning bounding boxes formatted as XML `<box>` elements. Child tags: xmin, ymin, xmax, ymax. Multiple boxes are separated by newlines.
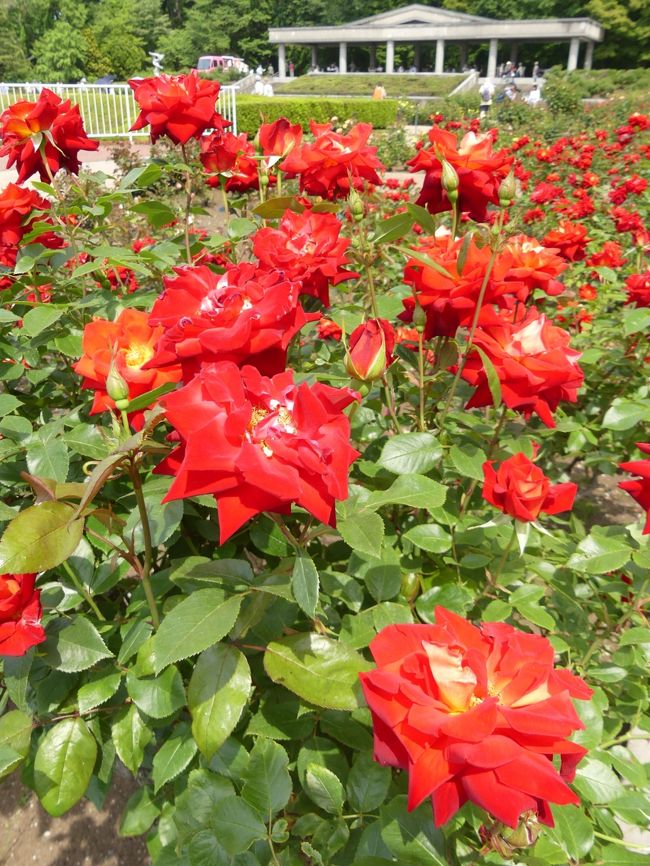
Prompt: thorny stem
<box><xmin>492</xmin><ymin>525</ymin><xmax>517</xmax><ymax>585</ymax></box>
<box><xmin>382</xmin><ymin>370</ymin><xmax>402</xmax><ymax>434</ymax></box>
<box><xmin>459</xmin><ymin>403</ymin><xmax>509</xmax><ymax>515</ymax></box>
<box><xmin>181</xmin><ymin>144</ymin><xmax>194</xmax><ymax>265</ymax></box>
<box><xmin>417</xmin><ymin>330</ymin><xmax>427</xmax><ymax>431</ymax></box>
<box><xmin>130</xmin><ymin>457</ymin><xmax>160</xmax><ymax>629</ymax></box>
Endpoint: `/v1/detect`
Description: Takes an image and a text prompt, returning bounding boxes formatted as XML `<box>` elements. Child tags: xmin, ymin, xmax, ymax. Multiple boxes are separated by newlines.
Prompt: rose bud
<box><xmin>440</xmin><ymin>158</ymin><xmax>459</xmax><ymax>204</ymax></box>
<box><xmin>348</xmin><ymin>188</ymin><xmax>365</xmax><ymax>222</ymax></box>
<box><xmin>498</xmin><ymin>171</ymin><xmax>517</xmax><ymax>207</ymax></box>
<box><xmin>105</xmin><ymin>360</ymin><xmax>130</xmax><ymax>405</ymax></box>
<box><xmin>345</xmin><ymin>318</ymin><xmax>396</xmax><ymax>383</ymax></box>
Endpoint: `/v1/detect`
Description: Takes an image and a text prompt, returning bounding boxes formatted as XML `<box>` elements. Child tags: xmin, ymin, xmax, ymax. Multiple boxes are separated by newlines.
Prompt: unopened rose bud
<box><xmin>259</xmin><ymin>173</ymin><xmax>269</xmax><ymax>188</ymax></box>
<box><xmin>344</xmin><ymin>319</ymin><xmax>395</xmax><ymax>383</ymax></box>
<box><xmin>441</xmin><ymin>159</ymin><xmax>459</xmax><ymax>205</ymax></box>
<box><xmin>498</xmin><ymin>171</ymin><xmax>517</xmax><ymax>207</ymax></box>
<box><xmin>349</xmin><ymin>189</ymin><xmax>365</xmax><ymax>222</ymax></box>
<box><xmin>480</xmin><ymin>811</ymin><xmax>542</xmax><ymax>858</ymax></box>
<box><xmin>400</xmin><ymin>571</ymin><xmax>421</xmax><ymax>602</ymax></box>
<box><xmin>106</xmin><ymin>362</ymin><xmax>129</xmax><ymax>403</ymax></box>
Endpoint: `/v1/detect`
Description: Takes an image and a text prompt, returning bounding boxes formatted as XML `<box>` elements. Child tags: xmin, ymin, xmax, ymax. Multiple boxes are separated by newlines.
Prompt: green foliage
<box><xmin>237</xmin><ymin>96</ymin><xmax>398</xmax><ymax>133</ymax></box>
<box><xmin>276</xmin><ymin>74</ymin><xmax>465</xmax><ymax>98</ymax></box>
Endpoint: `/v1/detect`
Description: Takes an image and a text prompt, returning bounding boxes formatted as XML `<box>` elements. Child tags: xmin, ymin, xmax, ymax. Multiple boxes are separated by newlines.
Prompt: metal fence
<box><xmin>0</xmin><ymin>82</ymin><xmax>238</xmax><ymax>138</ymax></box>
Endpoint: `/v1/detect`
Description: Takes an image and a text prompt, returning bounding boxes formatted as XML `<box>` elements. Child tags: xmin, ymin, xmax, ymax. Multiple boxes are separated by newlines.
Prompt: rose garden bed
<box><xmin>0</xmin><ymin>73</ymin><xmax>648</xmax><ymax>866</ymax></box>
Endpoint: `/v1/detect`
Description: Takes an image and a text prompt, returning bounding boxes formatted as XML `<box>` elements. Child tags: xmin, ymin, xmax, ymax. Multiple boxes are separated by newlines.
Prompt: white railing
<box><xmin>0</xmin><ymin>82</ymin><xmax>238</xmax><ymax>138</ymax></box>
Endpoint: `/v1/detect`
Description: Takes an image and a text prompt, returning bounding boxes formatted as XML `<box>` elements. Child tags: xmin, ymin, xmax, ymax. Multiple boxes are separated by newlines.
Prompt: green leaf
<box><xmin>209</xmin><ymin>795</ymin><xmax>266</xmax><ymax>855</ymax></box>
<box><xmin>364</xmin><ymin>474</ymin><xmax>447</xmax><ymax>512</ymax></box>
<box><xmin>3</xmin><ymin>651</ymin><xmax>34</xmax><ymax>713</ymax></box>
<box><xmin>152</xmin><ymin>590</ymin><xmax>242</xmax><ymax>673</ymax></box>
<box><xmin>602</xmin><ymin>399</ymin><xmax>650</xmax><ymax>431</ymax></box>
<box><xmin>395</xmin><ymin>246</ymin><xmax>453</xmax><ymax>280</ymax></box>
<box><xmin>119</xmin><ymin>786</ymin><xmax>161</xmax><ymax>837</ymax></box>
<box><xmin>152</xmin><ymin>723</ymin><xmax>198</xmax><ymax>793</ymax></box>
<box><xmin>346</xmin><ymin>753</ymin><xmax>392</xmax><ymax>813</ymax></box>
<box><xmin>449</xmin><ymin>443</ymin><xmax>487</xmax><ymax>481</ymax></box>
<box><xmin>121</xmin><ymin>381</ymin><xmax>178</xmax><ymax>413</ymax></box>
<box><xmin>253</xmin><ymin>194</ymin><xmax>304</xmax><ymax>219</ymax></box>
<box><xmin>292</xmin><ymin>554</ymin><xmax>319</xmax><ymax>618</ymax></box>
<box><xmin>0</xmin><ymin>394</ymin><xmax>23</xmax><ymax>417</ymax></box>
<box><xmin>188</xmin><ymin>644</ymin><xmax>251</xmax><ymax>760</ymax></box>
<box><xmin>34</xmin><ymin>718</ymin><xmax>97</xmax><ymax>817</ymax></box>
<box><xmin>63</xmin><ymin>424</ymin><xmax>111</xmax><ymax>460</ymax></box>
<box><xmin>77</xmin><ymin>667</ymin><xmax>122</xmax><ymax>714</ymax></box>
<box><xmin>26</xmin><ymin>438</ymin><xmax>69</xmax><ymax>483</ymax></box>
<box><xmin>21</xmin><ymin>306</ymin><xmax>64</xmax><ymax>337</ymax></box>
<box><xmin>264</xmin><ymin>633</ymin><xmax>372</xmax><ymax>711</ymax></box>
<box><xmin>403</xmin><ymin>523</ymin><xmax>452</xmax><ymax>553</ymax></box>
<box><xmin>304</xmin><ymin>763</ymin><xmax>345</xmax><ymax>814</ymax></box>
<box><xmin>0</xmin><ymin>501</ymin><xmax>84</xmax><ymax>573</ymax></box>
<box><xmin>0</xmin><ymin>710</ymin><xmax>32</xmax><ymax>777</ymax></box>
<box><xmin>472</xmin><ymin>344</ymin><xmax>502</xmax><ymax>408</ymax></box>
<box><xmin>126</xmin><ymin>664</ymin><xmax>186</xmax><ymax>719</ymax></box>
<box><xmin>42</xmin><ymin>617</ymin><xmax>113</xmax><ymax>673</ymax></box>
<box><xmin>550</xmin><ymin>804</ymin><xmax>594</xmax><ymax>859</ymax></box>
<box><xmin>337</xmin><ymin>511</ymin><xmax>385</xmax><ymax>558</ymax></box>
<box><xmin>623</xmin><ymin>307</ymin><xmax>650</xmax><ymax>337</ymax></box>
<box><xmin>131</xmin><ymin>199</ymin><xmax>177</xmax><ymax>228</ymax></box>
<box><xmin>111</xmin><ymin>705</ymin><xmax>152</xmax><ymax>775</ymax></box>
<box><xmin>380</xmin><ymin>796</ymin><xmax>447</xmax><ymax>865</ymax></box>
<box><xmin>372</xmin><ymin>211</ymin><xmax>414</xmax><ymax>245</ymax></box>
<box><xmin>568</xmin><ymin>532</ymin><xmax>632</xmax><ymax>574</ymax></box>
<box><xmin>573</xmin><ymin>757</ymin><xmax>625</xmax><ymax>803</ymax></box>
<box><xmin>117</xmin><ymin>620</ymin><xmax>153</xmax><ymax>664</ymax></box>
<box><xmin>378</xmin><ymin>433</ymin><xmax>442</xmax><ymax>475</ymax></box>
<box><xmin>242</xmin><ymin>738</ymin><xmax>292</xmax><ymax>817</ymax></box>
<box><xmin>481</xmin><ymin>599</ymin><xmax>512</xmax><ymax>621</ymax></box>
<box><xmin>600</xmin><ymin>846</ymin><xmax>650</xmax><ymax>864</ymax></box>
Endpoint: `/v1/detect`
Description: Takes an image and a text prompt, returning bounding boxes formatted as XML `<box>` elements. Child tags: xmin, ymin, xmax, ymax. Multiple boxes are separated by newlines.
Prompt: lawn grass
<box><xmin>275</xmin><ymin>73</ymin><xmax>466</xmax><ymax>98</ymax></box>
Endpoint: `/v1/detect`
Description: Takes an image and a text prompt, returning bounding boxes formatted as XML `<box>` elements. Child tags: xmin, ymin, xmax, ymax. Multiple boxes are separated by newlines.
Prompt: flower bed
<box><xmin>0</xmin><ymin>73</ymin><xmax>648</xmax><ymax>866</ymax></box>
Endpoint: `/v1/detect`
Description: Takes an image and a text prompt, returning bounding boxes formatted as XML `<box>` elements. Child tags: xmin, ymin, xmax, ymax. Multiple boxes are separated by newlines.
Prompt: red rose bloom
<box><xmin>74</xmin><ymin>308</ymin><xmax>182</xmax><ymax>428</ymax></box>
<box><xmin>317</xmin><ymin>317</ymin><xmax>343</xmax><ymax>341</ymax></box>
<box><xmin>0</xmin><ymin>183</ymin><xmax>62</xmax><ymax>269</ymax></box>
<box><xmin>345</xmin><ymin>318</ymin><xmax>396</xmax><ymax>382</ymax></box>
<box><xmin>147</xmin><ymin>263</ymin><xmax>313</xmax><ymax>381</ymax></box>
<box><xmin>499</xmin><ymin>235</ymin><xmax>567</xmax><ymax>300</ymax></box>
<box><xmin>0</xmin><ymin>88</ymin><xmax>98</xmax><ymax>183</ymax></box>
<box><xmin>586</xmin><ymin>241</ymin><xmax>627</xmax><ymax>269</ymax></box>
<box><xmin>483</xmin><ymin>452</ymin><xmax>577</xmax><ymax>522</ymax></box>
<box><xmin>129</xmin><ymin>72</ymin><xmax>227</xmax><ymax>144</ymax></box>
<box><xmin>253</xmin><ymin>208</ymin><xmax>357</xmax><ymax>306</ymax></box>
<box><xmin>0</xmin><ymin>572</ymin><xmax>45</xmax><ymax>656</ymax></box>
<box><xmin>257</xmin><ymin>117</ymin><xmax>302</xmax><ymax>158</ymax></box>
<box><xmin>461</xmin><ymin>308</ymin><xmax>584</xmax><ymax>427</ymax></box>
<box><xmin>624</xmin><ymin>271</ymin><xmax>650</xmax><ymax>307</ymax></box>
<box><xmin>281</xmin><ymin>121</ymin><xmax>384</xmax><ymax>199</ymax></box>
<box><xmin>541</xmin><ymin>221</ymin><xmax>590</xmax><ymax>262</ymax></box>
<box><xmin>200</xmin><ymin>129</ymin><xmax>245</xmax><ymax>175</ymax></box>
<box><xmin>157</xmin><ymin>361</ymin><xmax>359</xmax><ymax>542</ymax></box>
<box><xmin>619</xmin><ymin>443</ymin><xmax>650</xmax><ymax>534</ymax></box>
<box><xmin>360</xmin><ymin>609</ymin><xmax>592</xmax><ymax>828</ymax></box>
<box><xmin>407</xmin><ymin>128</ymin><xmax>513</xmax><ymax>222</ymax></box>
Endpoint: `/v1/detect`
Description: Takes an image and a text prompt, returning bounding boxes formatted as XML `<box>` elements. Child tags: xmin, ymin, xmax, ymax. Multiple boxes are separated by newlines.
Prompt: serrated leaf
<box><xmin>126</xmin><ymin>664</ymin><xmax>186</xmax><ymax>719</ymax></box>
<box><xmin>34</xmin><ymin>718</ymin><xmax>97</xmax><ymax>816</ymax></box>
<box><xmin>364</xmin><ymin>474</ymin><xmax>447</xmax><ymax>512</ymax></box>
<box><xmin>0</xmin><ymin>501</ymin><xmax>84</xmax><ymax>573</ymax></box>
<box><xmin>403</xmin><ymin>523</ymin><xmax>451</xmax><ymax>553</ymax></box>
<box><xmin>77</xmin><ymin>667</ymin><xmax>122</xmax><ymax>713</ymax></box>
<box><xmin>292</xmin><ymin>554</ymin><xmax>319</xmax><ymax>618</ymax></box>
<box><xmin>472</xmin><ymin>344</ymin><xmax>502</xmax><ymax>408</ymax></box>
<box><xmin>152</xmin><ymin>590</ymin><xmax>242</xmax><ymax>673</ymax></box>
<box><xmin>449</xmin><ymin>443</ymin><xmax>486</xmax><ymax>481</ymax></box>
<box><xmin>549</xmin><ymin>804</ymin><xmax>594</xmax><ymax>859</ymax></box>
<box><xmin>568</xmin><ymin>533</ymin><xmax>632</xmax><ymax>574</ymax></box>
<box><xmin>21</xmin><ymin>306</ymin><xmax>64</xmax><ymax>337</ymax></box>
<box><xmin>304</xmin><ymin>763</ymin><xmax>345</xmax><ymax>814</ymax></box>
<box><xmin>3</xmin><ymin>650</ymin><xmax>34</xmax><ymax>713</ymax></box>
<box><xmin>152</xmin><ymin>723</ymin><xmax>198</xmax><ymax>792</ymax></box>
<box><xmin>380</xmin><ymin>796</ymin><xmax>447</xmax><ymax>865</ymax></box>
<box><xmin>188</xmin><ymin>644</ymin><xmax>251</xmax><ymax>760</ymax></box>
<box><xmin>337</xmin><ymin>511</ymin><xmax>385</xmax><ymax>558</ymax></box>
<box><xmin>347</xmin><ymin>753</ymin><xmax>391</xmax><ymax>813</ymax></box>
<box><xmin>119</xmin><ymin>786</ymin><xmax>160</xmax><ymax>837</ymax></box>
<box><xmin>42</xmin><ymin>617</ymin><xmax>113</xmax><ymax>673</ymax></box>
<box><xmin>209</xmin><ymin>795</ymin><xmax>266</xmax><ymax>855</ymax></box>
<box><xmin>265</xmin><ymin>633</ymin><xmax>372</xmax><ymax>711</ymax></box>
<box><xmin>573</xmin><ymin>757</ymin><xmax>625</xmax><ymax>803</ymax></box>
<box><xmin>111</xmin><ymin>705</ymin><xmax>152</xmax><ymax>775</ymax></box>
<box><xmin>242</xmin><ymin>738</ymin><xmax>292</xmax><ymax>817</ymax></box>
<box><xmin>378</xmin><ymin>433</ymin><xmax>442</xmax><ymax>475</ymax></box>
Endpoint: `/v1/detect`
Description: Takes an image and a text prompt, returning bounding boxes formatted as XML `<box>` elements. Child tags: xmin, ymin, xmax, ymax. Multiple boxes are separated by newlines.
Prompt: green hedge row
<box><xmin>236</xmin><ymin>96</ymin><xmax>398</xmax><ymax>135</ymax></box>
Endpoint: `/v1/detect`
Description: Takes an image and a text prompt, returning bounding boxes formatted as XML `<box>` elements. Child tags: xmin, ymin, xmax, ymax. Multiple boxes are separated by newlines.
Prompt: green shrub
<box><xmin>236</xmin><ymin>96</ymin><xmax>398</xmax><ymax>134</ymax></box>
<box><xmin>542</xmin><ymin>70</ymin><xmax>582</xmax><ymax>116</ymax></box>
<box><xmin>275</xmin><ymin>73</ymin><xmax>465</xmax><ymax>98</ymax></box>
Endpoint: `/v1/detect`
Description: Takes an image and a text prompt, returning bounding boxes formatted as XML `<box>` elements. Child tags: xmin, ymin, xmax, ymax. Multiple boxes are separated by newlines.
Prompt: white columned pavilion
<box><xmin>269</xmin><ymin>4</ymin><xmax>604</xmax><ymax>78</ymax></box>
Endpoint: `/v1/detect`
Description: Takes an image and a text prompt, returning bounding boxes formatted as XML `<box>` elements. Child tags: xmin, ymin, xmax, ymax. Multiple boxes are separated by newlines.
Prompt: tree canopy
<box><xmin>0</xmin><ymin>0</ymin><xmax>645</xmax><ymax>83</ymax></box>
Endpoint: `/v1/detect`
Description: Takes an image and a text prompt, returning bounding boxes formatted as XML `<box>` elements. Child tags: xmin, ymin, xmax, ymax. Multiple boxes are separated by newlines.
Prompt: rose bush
<box><xmin>0</xmin><ymin>76</ymin><xmax>648</xmax><ymax>866</ymax></box>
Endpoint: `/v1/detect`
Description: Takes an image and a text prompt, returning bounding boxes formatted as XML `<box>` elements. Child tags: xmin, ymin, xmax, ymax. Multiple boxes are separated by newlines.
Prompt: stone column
<box><xmin>459</xmin><ymin>43</ymin><xmax>467</xmax><ymax>69</ymax></box>
<box><xmin>584</xmin><ymin>40</ymin><xmax>594</xmax><ymax>70</ymax></box>
<box><xmin>369</xmin><ymin>44</ymin><xmax>376</xmax><ymax>71</ymax></box>
<box><xmin>311</xmin><ymin>45</ymin><xmax>318</xmax><ymax>68</ymax></box>
<box><xmin>386</xmin><ymin>39</ymin><xmax>395</xmax><ymax>74</ymax></box>
<box><xmin>339</xmin><ymin>42</ymin><xmax>347</xmax><ymax>74</ymax></box>
<box><xmin>435</xmin><ymin>39</ymin><xmax>445</xmax><ymax>74</ymax></box>
<box><xmin>413</xmin><ymin>44</ymin><xmax>421</xmax><ymax>70</ymax></box>
<box><xmin>278</xmin><ymin>43</ymin><xmax>286</xmax><ymax>78</ymax></box>
<box><xmin>487</xmin><ymin>38</ymin><xmax>498</xmax><ymax>79</ymax></box>
<box><xmin>567</xmin><ymin>37</ymin><xmax>580</xmax><ymax>72</ymax></box>
<box><xmin>509</xmin><ymin>43</ymin><xmax>518</xmax><ymax>64</ymax></box>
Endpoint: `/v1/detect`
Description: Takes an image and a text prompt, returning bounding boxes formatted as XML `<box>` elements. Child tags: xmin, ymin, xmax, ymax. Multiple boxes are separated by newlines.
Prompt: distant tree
<box><xmin>34</xmin><ymin>22</ymin><xmax>88</xmax><ymax>81</ymax></box>
<box><xmin>134</xmin><ymin>0</ymin><xmax>173</xmax><ymax>55</ymax></box>
<box><xmin>0</xmin><ymin>10</ymin><xmax>33</xmax><ymax>80</ymax></box>
<box><xmin>91</xmin><ymin>0</ymin><xmax>148</xmax><ymax>78</ymax></box>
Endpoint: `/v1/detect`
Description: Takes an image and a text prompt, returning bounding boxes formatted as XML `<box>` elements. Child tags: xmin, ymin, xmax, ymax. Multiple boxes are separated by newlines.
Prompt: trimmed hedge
<box><xmin>275</xmin><ymin>73</ymin><xmax>465</xmax><ymax>98</ymax></box>
<box><xmin>236</xmin><ymin>96</ymin><xmax>398</xmax><ymax>134</ymax></box>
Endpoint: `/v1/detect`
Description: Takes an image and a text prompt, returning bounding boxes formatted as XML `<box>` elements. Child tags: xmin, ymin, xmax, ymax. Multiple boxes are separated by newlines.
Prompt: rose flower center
<box><xmin>124</xmin><ymin>343</ymin><xmax>154</xmax><ymax>369</ymax></box>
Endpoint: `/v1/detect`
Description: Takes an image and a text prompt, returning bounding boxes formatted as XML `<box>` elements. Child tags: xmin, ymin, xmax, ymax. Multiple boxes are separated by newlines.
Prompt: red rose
<box><xmin>586</xmin><ymin>241</ymin><xmax>627</xmax><ymax>269</ymax></box>
<box><xmin>408</xmin><ymin>128</ymin><xmax>513</xmax><ymax>222</ymax></box>
<box><xmin>281</xmin><ymin>121</ymin><xmax>384</xmax><ymax>200</ymax></box>
<box><xmin>147</xmin><ymin>263</ymin><xmax>313</xmax><ymax>380</ymax></box>
<box><xmin>345</xmin><ymin>319</ymin><xmax>396</xmax><ymax>382</ymax></box>
<box><xmin>360</xmin><ymin>608</ymin><xmax>592</xmax><ymax>828</ymax></box>
<box><xmin>483</xmin><ymin>452</ymin><xmax>577</xmax><ymax>522</ymax></box>
<box><xmin>253</xmin><ymin>208</ymin><xmax>357</xmax><ymax>306</ymax></box>
<box><xmin>317</xmin><ymin>318</ymin><xmax>343</xmax><ymax>341</ymax></box>
<box><xmin>74</xmin><ymin>308</ymin><xmax>181</xmax><ymax>428</ymax></box>
<box><xmin>257</xmin><ymin>117</ymin><xmax>302</xmax><ymax>158</ymax></box>
<box><xmin>541</xmin><ymin>221</ymin><xmax>590</xmax><ymax>262</ymax></box>
<box><xmin>0</xmin><ymin>573</ymin><xmax>45</xmax><ymax>656</ymax></box>
<box><xmin>157</xmin><ymin>362</ymin><xmax>359</xmax><ymax>542</ymax></box>
<box><xmin>129</xmin><ymin>72</ymin><xmax>227</xmax><ymax>145</ymax></box>
<box><xmin>0</xmin><ymin>88</ymin><xmax>98</xmax><ymax>183</ymax></box>
<box><xmin>619</xmin><ymin>443</ymin><xmax>650</xmax><ymax>534</ymax></box>
<box><xmin>499</xmin><ymin>235</ymin><xmax>567</xmax><ymax>300</ymax></box>
<box><xmin>200</xmin><ymin>129</ymin><xmax>245</xmax><ymax>175</ymax></box>
<box><xmin>461</xmin><ymin>308</ymin><xmax>584</xmax><ymax>427</ymax></box>
<box><xmin>0</xmin><ymin>183</ymin><xmax>63</xmax><ymax>269</ymax></box>
<box><xmin>624</xmin><ymin>271</ymin><xmax>650</xmax><ymax>307</ymax></box>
